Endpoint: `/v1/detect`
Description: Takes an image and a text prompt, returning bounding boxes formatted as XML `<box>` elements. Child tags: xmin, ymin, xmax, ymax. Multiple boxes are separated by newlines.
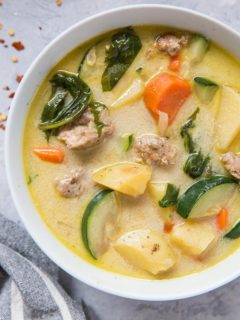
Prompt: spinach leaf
<box><xmin>184</xmin><ymin>152</ymin><xmax>210</xmax><ymax>179</ymax></box>
<box><xmin>101</xmin><ymin>27</ymin><xmax>142</xmax><ymax>91</ymax></box>
<box><xmin>39</xmin><ymin>71</ymin><xmax>92</xmax><ymax>131</ymax></box>
<box><xmin>180</xmin><ymin>108</ymin><xmax>199</xmax><ymax>153</ymax></box>
<box><xmin>159</xmin><ymin>184</ymin><xmax>180</xmax><ymax>208</ymax></box>
<box><xmin>41</xmin><ymin>87</ymin><xmax>67</xmax><ymax>123</ymax></box>
<box><xmin>90</xmin><ymin>102</ymin><xmax>107</xmax><ymax>136</ymax></box>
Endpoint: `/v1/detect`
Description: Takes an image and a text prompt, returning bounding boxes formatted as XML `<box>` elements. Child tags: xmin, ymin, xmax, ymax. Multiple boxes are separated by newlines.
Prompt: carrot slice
<box><xmin>33</xmin><ymin>147</ymin><xmax>64</xmax><ymax>163</ymax></box>
<box><xmin>164</xmin><ymin>220</ymin><xmax>174</xmax><ymax>233</ymax></box>
<box><xmin>144</xmin><ymin>73</ymin><xmax>191</xmax><ymax>124</ymax></box>
<box><xmin>216</xmin><ymin>208</ymin><xmax>228</xmax><ymax>231</ymax></box>
<box><xmin>168</xmin><ymin>53</ymin><xmax>181</xmax><ymax>72</ymax></box>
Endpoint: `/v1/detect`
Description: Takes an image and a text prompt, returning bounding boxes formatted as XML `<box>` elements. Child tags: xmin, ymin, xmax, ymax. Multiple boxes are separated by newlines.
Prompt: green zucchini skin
<box><xmin>176</xmin><ymin>176</ymin><xmax>236</xmax><ymax>219</ymax></box>
<box><xmin>194</xmin><ymin>77</ymin><xmax>219</xmax><ymax>87</ymax></box>
<box><xmin>81</xmin><ymin>189</ymin><xmax>112</xmax><ymax>259</ymax></box>
<box><xmin>225</xmin><ymin>220</ymin><xmax>240</xmax><ymax>239</ymax></box>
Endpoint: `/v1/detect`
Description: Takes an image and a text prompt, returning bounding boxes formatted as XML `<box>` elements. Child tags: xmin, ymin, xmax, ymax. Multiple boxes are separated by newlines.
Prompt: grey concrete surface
<box><xmin>1</xmin><ymin>1</ymin><xmax>240</xmax><ymax>319</ymax></box>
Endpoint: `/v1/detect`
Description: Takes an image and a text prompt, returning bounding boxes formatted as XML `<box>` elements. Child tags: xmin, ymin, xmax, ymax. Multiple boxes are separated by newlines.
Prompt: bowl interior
<box><xmin>5</xmin><ymin>4</ymin><xmax>240</xmax><ymax>301</ymax></box>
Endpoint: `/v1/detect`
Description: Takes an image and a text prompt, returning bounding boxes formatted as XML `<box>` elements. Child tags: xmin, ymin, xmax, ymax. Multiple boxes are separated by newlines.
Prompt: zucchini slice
<box><xmin>225</xmin><ymin>220</ymin><xmax>240</xmax><ymax>239</ymax></box>
<box><xmin>176</xmin><ymin>176</ymin><xmax>237</xmax><ymax>219</ymax></box>
<box><xmin>188</xmin><ymin>34</ymin><xmax>209</xmax><ymax>64</ymax></box>
<box><xmin>81</xmin><ymin>189</ymin><xmax>120</xmax><ymax>259</ymax></box>
<box><xmin>121</xmin><ymin>133</ymin><xmax>134</xmax><ymax>152</ymax></box>
<box><xmin>194</xmin><ymin>77</ymin><xmax>219</xmax><ymax>103</ymax></box>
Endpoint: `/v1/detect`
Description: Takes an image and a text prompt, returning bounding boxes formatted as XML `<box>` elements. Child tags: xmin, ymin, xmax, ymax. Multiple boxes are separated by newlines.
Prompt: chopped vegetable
<box><xmin>225</xmin><ymin>220</ymin><xmax>240</xmax><ymax>239</ymax></box>
<box><xmin>180</xmin><ymin>108</ymin><xmax>199</xmax><ymax>153</ymax></box>
<box><xmin>188</xmin><ymin>34</ymin><xmax>209</xmax><ymax>64</ymax></box>
<box><xmin>33</xmin><ymin>147</ymin><xmax>64</xmax><ymax>163</ymax></box>
<box><xmin>39</xmin><ymin>71</ymin><xmax>92</xmax><ymax>131</ymax></box>
<box><xmin>144</xmin><ymin>73</ymin><xmax>191</xmax><ymax>124</ymax></box>
<box><xmin>110</xmin><ymin>79</ymin><xmax>144</xmax><ymax>108</ymax></box>
<box><xmin>176</xmin><ymin>175</ymin><xmax>237</xmax><ymax>219</ymax></box>
<box><xmin>115</xmin><ymin>229</ymin><xmax>177</xmax><ymax>274</ymax></box>
<box><xmin>121</xmin><ymin>133</ymin><xmax>134</xmax><ymax>152</ymax></box>
<box><xmin>216</xmin><ymin>208</ymin><xmax>228</xmax><ymax>231</ymax></box>
<box><xmin>101</xmin><ymin>27</ymin><xmax>142</xmax><ymax>91</ymax></box>
<box><xmin>168</xmin><ymin>53</ymin><xmax>181</xmax><ymax>72</ymax></box>
<box><xmin>194</xmin><ymin>77</ymin><xmax>219</xmax><ymax>103</ymax></box>
<box><xmin>158</xmin><ymin>111</ymin><xmax>169</xmax><ymax>136</ymax></box>
<box><xmin>159</xmin><ymin>183</ymin><xmax>179</xmax><ymax>208</ymax></box>
<box><xmin>77</xmin><ymin>41</ymin><xmax>101</xmax><ymax>75</ymax></box>
<box><xmin>148</xmin><ymin>182</ymin><xmax>168</xmax><ymax>204</ymax></box>
<box><xmin>183</xmin><ymin>151</ymin><xmax>210</xmax><ymax>179</ymax></box>
<box><xmin>214</xmin><ymin>86</ymin><xmax>240</xmax><ymax>151</ymax></box>
<box><xmin>171</xmin><ymin>221</ymin><xmax>217</xmax><ymax>257</ymax></box>
<box><xmin>81</xmin><ymin>189</ymin><xmax>120</xmax><ymax>259</ymax></box>
<box><xmin>92</xmin><ymin>162</ymin><xmax>152</xmax><ymax>197</ymax></box>
<box><xmin>164</xmin><ymin>220</ymin><xmax>174</xmax><ymax>233</ymax></box>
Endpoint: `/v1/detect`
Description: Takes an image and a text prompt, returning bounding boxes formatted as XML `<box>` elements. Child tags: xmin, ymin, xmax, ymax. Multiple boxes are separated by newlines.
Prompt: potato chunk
<box><xmin>171</xmin><ymin>222</ymin><xmax>217</xmax><ymax>257</ymax></box>
<box><xmin>115</xmin><ymin>229</ymin><xmax>177</xmax><ymax>275</ymax></box>
<box><xmin>148</xmin><ymin>182</ymin><xmax>168</xmax><ymax>204</ymax></box>
<box><xmin>92</xmin><ymin>162</ymin><xmax>152</xmax><ymax>197</ymax></box>
<box><xmin>215</xmin><ymin>86</ymin><xmax>240</xmax><ymax>151</ymax></box>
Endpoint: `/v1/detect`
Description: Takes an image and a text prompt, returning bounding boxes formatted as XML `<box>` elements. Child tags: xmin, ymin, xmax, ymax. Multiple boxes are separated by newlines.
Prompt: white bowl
<box><xmin>5</xmin><ymin>5</ymin><xmax>240</xmax><ymax>301</ymax></box>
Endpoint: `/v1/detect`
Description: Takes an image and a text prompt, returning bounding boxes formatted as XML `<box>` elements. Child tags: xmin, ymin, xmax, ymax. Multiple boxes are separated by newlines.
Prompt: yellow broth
<box><xmin>23</xmin><ymin>26</ymin><xmax>240</xmax><ymax>279</ymax></box>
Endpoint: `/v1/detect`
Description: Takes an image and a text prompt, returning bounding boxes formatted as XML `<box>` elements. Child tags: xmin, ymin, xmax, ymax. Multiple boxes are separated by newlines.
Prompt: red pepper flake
<box><xmin>0</xmin><ymin>38</ymin><xmax>5</xmax><ymax>43</ymax></box>
<box><xmin>8</xmin><ymin>92</ymin><xmax>15</xmax><ymax>98</ymax></box>
<box><xmin>3</xmin><ymin>85</ymin><xmax>10</xmax><ymax>91</ymax></box>
<box><xmin>0</xmin><ymin>124</ymin><xmax>6</xmax><ymax>130</ymax></box>
<box><xmin>12</xmin><ymin>41</ymin><xmax>25</xmax><ymax>51</ymax></box>
<box><xmin>16</xmin><ymin>74</ymin><xmax>23</xmax><ymax>83</ymax></box>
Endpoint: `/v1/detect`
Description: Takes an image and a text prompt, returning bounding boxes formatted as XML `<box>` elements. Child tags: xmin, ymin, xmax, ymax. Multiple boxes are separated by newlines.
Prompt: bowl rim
<box><xmin>5</xmin><ymin>4</ymin><xmax>240</xmax><ymax>301</ymax></box>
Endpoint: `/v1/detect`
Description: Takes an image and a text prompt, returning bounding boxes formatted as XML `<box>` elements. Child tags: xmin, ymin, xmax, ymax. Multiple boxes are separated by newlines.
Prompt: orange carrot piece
<box><xmin>216</xmin><ymin>208</ymin><xmax>228</xmax><ymax>231</ymax></box>
<box><xmin>144</xmin><ymin>73</ymin><xmax>191</xmax><ymax>124</ymax></box>
<box><xmin>168</xmin><ymin>53</ymin><xmax>181</xmax><ymax>72</ymax></box>
<box><xmin>33</xmin><ymin>147</ymin><xmax>64</xmax><ymax>163</ymax></box>
<box><xmin>164</xmin><ymin>220</ymin><xmax>174</xmax><ymax>233</ymax></box>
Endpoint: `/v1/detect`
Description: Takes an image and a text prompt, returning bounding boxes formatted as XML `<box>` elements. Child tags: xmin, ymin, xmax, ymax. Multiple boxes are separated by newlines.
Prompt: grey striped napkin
<box><xmin>0</xmin><ymin>214</ymin><xmax>86</xmax><ymax>320</ymax></box>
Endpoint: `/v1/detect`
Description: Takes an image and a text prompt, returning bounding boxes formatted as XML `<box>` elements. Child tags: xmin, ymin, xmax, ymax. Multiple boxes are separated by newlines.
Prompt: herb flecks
<box><xmin>27</xmin><ymin>174</ymin><xmax>39</xmax><ymax>185</ymax></box>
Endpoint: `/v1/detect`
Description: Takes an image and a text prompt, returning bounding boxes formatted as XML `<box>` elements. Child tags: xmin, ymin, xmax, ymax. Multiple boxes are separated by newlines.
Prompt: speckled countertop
<box><xmin>1</xmin><ymin>1</ymin><xmax>240</xmax><ymax>319</ymax></box>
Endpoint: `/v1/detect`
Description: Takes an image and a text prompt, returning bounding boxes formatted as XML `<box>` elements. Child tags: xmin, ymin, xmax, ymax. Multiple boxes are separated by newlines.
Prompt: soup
<box><xmin>23</xmin><ymin>26</ymin><xmax>240</xmax><ymax>280</ymax></box>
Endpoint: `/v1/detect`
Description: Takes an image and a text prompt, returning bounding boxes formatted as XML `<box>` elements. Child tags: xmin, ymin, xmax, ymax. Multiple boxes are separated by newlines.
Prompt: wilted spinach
<box><xmin>90</xmin><ymin>102</ymin><xmax>107</xmax><ymax>136</ymax></box>
<box><xmin>180</xmin><ymin>108</ymin><xmax>210</xmax><ymax>179</ymax></box>
<box><xmin>180</xmin><ymin>107</ymin><xmax>199</xmax><ymax>153</ymax></box>
<box><xmin>159</xmin><ymin>184</ymin><xmax>180</xmax><ymax>208</ymax></box>
<box><xmin>101</xmin><ymin>27</ymin><xmax>142</xmax><ymax>91</ymax></box>
<box><xmin>39</xmin><ymin>71</ymin><xmax>92</xmax><ymax>131</ymax></box>
<box><xmin>184</xmin><ymin>152</ymin><xmax>210</xmax><ymax>179</ymax></box>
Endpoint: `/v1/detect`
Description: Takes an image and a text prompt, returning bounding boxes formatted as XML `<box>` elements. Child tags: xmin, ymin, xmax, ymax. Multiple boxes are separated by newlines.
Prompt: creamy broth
<box><xmin>23</xmin><ymin>26</ymin><xmax>240</xmax><ymax>279</ymax></box>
